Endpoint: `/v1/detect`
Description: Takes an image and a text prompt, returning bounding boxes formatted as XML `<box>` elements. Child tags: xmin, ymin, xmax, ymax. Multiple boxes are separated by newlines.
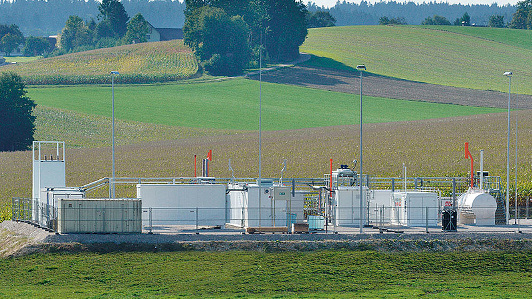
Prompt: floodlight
<box><xmin>356</xmin><ymin>65</ymin><xmax>366</xmax><ymax>70</ymax></box>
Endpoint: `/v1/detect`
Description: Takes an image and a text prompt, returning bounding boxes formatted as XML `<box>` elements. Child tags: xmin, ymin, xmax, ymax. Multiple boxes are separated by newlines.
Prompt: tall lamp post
<box><xmin>111</xmin><ymin>71</ymin><xmax>119</xmax><ymax>198</ymax></box>
<box><xmin>357</xmin><ymin>64</ymin><xmax>366</xmax><ymax>234</ymax></box>
<box><xmin>504</xmin><ymin>71</ymin><xmax>512</xmax><ymax>225</ymax></box>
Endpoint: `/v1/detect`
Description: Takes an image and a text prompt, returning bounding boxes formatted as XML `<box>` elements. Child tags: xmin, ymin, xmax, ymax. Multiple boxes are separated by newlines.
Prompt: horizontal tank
<box><xmin>458</xmin><ymin>188</ymin><xmax>497</xmax><ymax>226</ymax></box>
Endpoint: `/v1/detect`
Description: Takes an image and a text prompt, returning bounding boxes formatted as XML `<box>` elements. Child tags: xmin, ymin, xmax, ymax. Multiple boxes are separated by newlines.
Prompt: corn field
<box><xmin>2</xmin><ymin>40</ymin><xmax>199</xmax><ymax>85</ymax></box>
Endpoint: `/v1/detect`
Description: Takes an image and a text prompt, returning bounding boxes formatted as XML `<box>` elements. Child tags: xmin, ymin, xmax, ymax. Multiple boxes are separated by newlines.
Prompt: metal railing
<box><xmin>11</xmin><ymin>198</ymin><xmax>531</xmax><ymax>234</ymax></box>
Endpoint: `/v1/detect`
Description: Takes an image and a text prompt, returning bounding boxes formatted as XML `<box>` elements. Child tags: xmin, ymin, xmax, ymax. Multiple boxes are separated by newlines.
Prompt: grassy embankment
<box><xmin>1</xmin><ymin>250</ymin><xmax>531</xmax><ymax>297</ymax></box>
<box><xmin>301</xmin><ymin>26</ymin><xmax>532</xmax><ymax>94</ymax></box>
<box><xmin>1</xmin><ymin>40</ymin><xmax>198</xmax><ymax>84</ymax></box>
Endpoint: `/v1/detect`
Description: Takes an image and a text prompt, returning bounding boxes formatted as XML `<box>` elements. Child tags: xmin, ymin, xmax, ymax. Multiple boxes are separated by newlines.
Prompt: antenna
<box><xmin>228</xmin><ymin>159</ymin><xmax>235</xmax><ymax>184</ymax></box>
<box><xmin>279</xmin><ymin>159</ymin><xmax>287</xmax><ymax>185</ymax></box>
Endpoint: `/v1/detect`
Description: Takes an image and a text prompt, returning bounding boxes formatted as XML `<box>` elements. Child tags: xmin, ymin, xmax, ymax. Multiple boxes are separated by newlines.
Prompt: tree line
<box><xmin>56</xmin><ymin>0</ymin><xmax>151</xmax><ymax>54</ymax></box>
<box><xmin>0</xmin><ymin>0</ymin><xmax>519</xmax><ymax>36</ymax></box>
<box><xmin>307</xmin><ymin>1</ymin><xmax>516</xmax><ymax>27</ymax></box>
<box><xmin>0</xmin><ymin>0</ymin><xmax>185</xmax><ymax>36</ymax></box>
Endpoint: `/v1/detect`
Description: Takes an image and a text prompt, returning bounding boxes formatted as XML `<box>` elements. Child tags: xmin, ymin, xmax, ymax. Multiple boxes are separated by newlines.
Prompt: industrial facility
<box><xmin>12</xmin><ymin>140</ymin><xmax>505</xmax><ymax>235</ymax></box>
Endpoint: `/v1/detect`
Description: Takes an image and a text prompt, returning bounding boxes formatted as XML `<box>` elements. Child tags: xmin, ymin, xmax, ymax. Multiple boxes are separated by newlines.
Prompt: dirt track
<box><xmin>248</xmin><ymin>65</ymin><xmax>532</xmax><ymax>110</ymax></box>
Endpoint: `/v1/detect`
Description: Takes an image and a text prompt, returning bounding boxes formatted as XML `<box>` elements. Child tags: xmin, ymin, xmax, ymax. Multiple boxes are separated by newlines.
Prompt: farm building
<box><xmin>146</xmin><ymin>22</ymin><xmax>183</xmax><ymax>42</ymax></box>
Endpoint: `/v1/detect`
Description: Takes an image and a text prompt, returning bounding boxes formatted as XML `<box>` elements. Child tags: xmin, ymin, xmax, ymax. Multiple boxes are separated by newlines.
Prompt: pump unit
<box><xmin>227</xmin><ymin>183</ymin><xmax>304</xmax><ymax>228</ymax></box>
<box><xmin>391</xmin><ymin>191</ymin><xmax>438</xmax><ymax>227</ymax></box>
<box><xmin>334</xmin><ymin>186</ymin><xmax>368</xmax><ymax>226</ymax></box>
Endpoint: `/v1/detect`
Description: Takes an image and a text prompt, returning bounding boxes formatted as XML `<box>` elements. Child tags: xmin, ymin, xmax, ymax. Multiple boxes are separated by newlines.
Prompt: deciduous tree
<box><xmin>422</xmin><ymin>15</ymin><xmax>451</xmax><ymax>25</ymax></box>
<box><xmin>123</xmin><ymin>13</ymin><xmax>150</xmax><ymax>44</ymax></box>
<box><xmin>185</xmin><ymin>6</ymin><xmax>250</xmax><ymax>75</ymax></box>
<box><xmin>0</xmin><ymin>24</ymin><xmax>24</xmax><ymax>55</ymax></box>
<box><xmin>307</xmin><ymin>11</ymin><xmax>336</xmax><ymax>28</ymax></box>
<box><xmin>23</xmin><ymin>36</ymin><xmax>51</xmax><ymax>56</ymax></box>
<box><xmin>0</xmin><ymin>72</ymin><xmax>36</xmax><ymax>152</ymax></box>
<box><xmin>510</xmin><ymin>0</ymin><xmax>532</xmax><ymax>29</ymax></box>
<box><xmin>489</xmin><ymin>15</ymin><xmax>505</xmax><ymax>28</ymax></box>
<box><xmin>59</xmin><ymin>16</ymin><xmax>93</xmax><ymax>51</ymax></box>
<box><xmin>98</xmin><ymin>0</ymin><xmax>129</xmax><ymax>37</ymax></box>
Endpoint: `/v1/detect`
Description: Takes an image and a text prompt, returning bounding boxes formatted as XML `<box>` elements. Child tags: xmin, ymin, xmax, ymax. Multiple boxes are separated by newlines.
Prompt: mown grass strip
<box><xmin>28</xmin><ymin>79</ymin><xmax>503</xmax><ymax>131</ymax></box>
<box><xmin>0</xmin><ymin>251</ymin><xmax>531</xmax><ymax>297</ymax></box>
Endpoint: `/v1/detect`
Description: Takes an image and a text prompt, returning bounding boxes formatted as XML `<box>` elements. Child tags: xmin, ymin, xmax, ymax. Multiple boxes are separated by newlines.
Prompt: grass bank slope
<box><xmin>301</xmin><ymin>25</ymin><xmax>532</xmax><ymax>94</ymax></box>
<box><xmin>1</xmin><ymin>40</ymin><xmax>198</xmax><ymax>84</ymax></box>
<box><xmin>28</xmin><ymin>79</ymin><xmax>503</xmax><ymax>131</ymax></box>
<box><xmin>0</xmin><ymin>251</ymin><xmax>531</xmax><ymax>297</ymax></box>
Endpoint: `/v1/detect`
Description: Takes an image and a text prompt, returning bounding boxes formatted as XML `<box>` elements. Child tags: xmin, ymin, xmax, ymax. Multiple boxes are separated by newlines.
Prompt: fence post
<box><xmin>11</xmin><ymin>198</ymin><xmax>15</xmax><ymax>221</ymax></box>
<box><xmin>195</xmin><ymin>207</ymin><xmax>199</xmax><ymax>232</ymax></box>
<box><xmin>148</xmin><ymin>207</ymin><xmax>153</xmax><ymax>234</ymax></box>
<box><xmin>452</xmin><ymin>178</ymin><xmax>456</xmax><ymax>208</ymax></box>
<box><xmin>527</xmin><ymin>197</ymin><xmax>529</xmax><ymax>220</ymax></box>
<box><xmin>425</xmin><ymin>206</ymin><xmax>429</xmax><ymax>234</ymax></box>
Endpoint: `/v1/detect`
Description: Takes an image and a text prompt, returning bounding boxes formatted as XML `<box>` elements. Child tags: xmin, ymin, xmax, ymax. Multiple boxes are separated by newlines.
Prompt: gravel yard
<box><xmin>3</xmin><ymin>220</ymin><xmax>532</xmax><ymax>257</ymax></box>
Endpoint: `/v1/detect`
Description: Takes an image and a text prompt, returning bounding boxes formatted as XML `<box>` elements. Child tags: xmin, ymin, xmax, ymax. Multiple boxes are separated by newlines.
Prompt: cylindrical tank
<box><xmin>458</xmin><ymin>189</ymin><xmax>497</xmax><ymax>226</ymax></box>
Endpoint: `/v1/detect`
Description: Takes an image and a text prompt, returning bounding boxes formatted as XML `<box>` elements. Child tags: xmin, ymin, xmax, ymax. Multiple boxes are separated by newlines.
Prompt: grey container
<box><xmin>57</xmin><ymin>199</ymin><xmax>142</xmax><ymax>234</ymax></box>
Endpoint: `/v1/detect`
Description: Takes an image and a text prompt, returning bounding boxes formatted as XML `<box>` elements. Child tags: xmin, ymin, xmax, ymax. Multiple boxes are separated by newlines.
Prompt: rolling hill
<box><xmin>1</xmin><ymin>40</ymin><xmax>198</xmax><ymax>84</ymax></box>
<box><xmin>301</xmin><ymin>26</ymin><xmax>532</xmax><ymax>95</ymax></box>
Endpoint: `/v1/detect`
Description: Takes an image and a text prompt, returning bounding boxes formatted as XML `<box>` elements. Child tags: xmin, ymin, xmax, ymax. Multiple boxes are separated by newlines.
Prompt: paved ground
<box><xmin>248</xmin><ymin>64</ymin><xmax>532</xmax><ymax>110</ymax></box>
<box><xmin>3</xmin><ymin>220</ymin><xmax>532</xmax><ymax>244</ymax></box>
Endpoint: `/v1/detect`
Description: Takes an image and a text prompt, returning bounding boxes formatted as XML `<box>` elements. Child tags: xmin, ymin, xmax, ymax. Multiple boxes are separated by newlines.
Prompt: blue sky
<box><xmin>311</xmin><ymin>0</ymin><xmax>519</xmax><ymax>7</ymax></box>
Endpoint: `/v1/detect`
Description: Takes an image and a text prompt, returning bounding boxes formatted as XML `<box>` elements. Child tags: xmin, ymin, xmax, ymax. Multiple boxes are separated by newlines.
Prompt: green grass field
<box><xmin>419</xmin><ymin>25</ymin><xmax>532</xmax><ymax>50</ymax></box>
<box><xmin>1</xmin><ymin>250</ymin><xmax>531</xmax><ymax>297</ymax></box>
<box><xmin>2</xmin><ymin>40</ymin><xmax>198</xmax><ymax>84</ymax></box>
<box><xmin>301</xmin><ymin>26</ymin><xmax>532</xmax><ymax>94</ymax></box>
<box><xmin>3</xmin><ymin>56</ymin><xmax>42</xmax><ymax>63</ymax></box>
<box><xmin>28</xmin><ymin>79</ymin><xmax>503</xmax><ymax>131</ymax></box>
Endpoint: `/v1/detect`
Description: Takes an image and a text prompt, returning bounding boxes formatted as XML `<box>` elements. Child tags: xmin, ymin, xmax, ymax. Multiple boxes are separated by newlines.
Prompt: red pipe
<box><xmin>329</xmin><ymin>158</ymin><xmax>333</xmax><ymax>191</ymax></box>
<box><xmin>465</xmin><ymin>142</ymin><xmax>474</xmax><ymax>188</ymax></box>
<box><xmin>194</xmin><ymin>155</ymin><xmax>197</xmax><ymax>177</ymax></box>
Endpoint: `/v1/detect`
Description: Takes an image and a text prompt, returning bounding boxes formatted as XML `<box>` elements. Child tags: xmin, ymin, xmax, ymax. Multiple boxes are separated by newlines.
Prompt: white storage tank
<box><xmin>391</xmin><ymin>191</ymin><xmax>438</xmax><ymax>227</ymax></box>
<box><xmin>334</xmin><ymin>186</ymin><xmax>369</xmax><ymax>226</ymax></box>
<box><xmin>137</xmin><ymin>184</ymin><xmax>227</xmax><ymax>226</ymax></box>
<box><xmin>227</xmin><ymin>183</ymin><xmax>304</xmax><ymax>228</ymax></box>
<box><xmin>457</xmin><ymin>188</ymin><xmax>497</xmax><ymax>226</ymax></box>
